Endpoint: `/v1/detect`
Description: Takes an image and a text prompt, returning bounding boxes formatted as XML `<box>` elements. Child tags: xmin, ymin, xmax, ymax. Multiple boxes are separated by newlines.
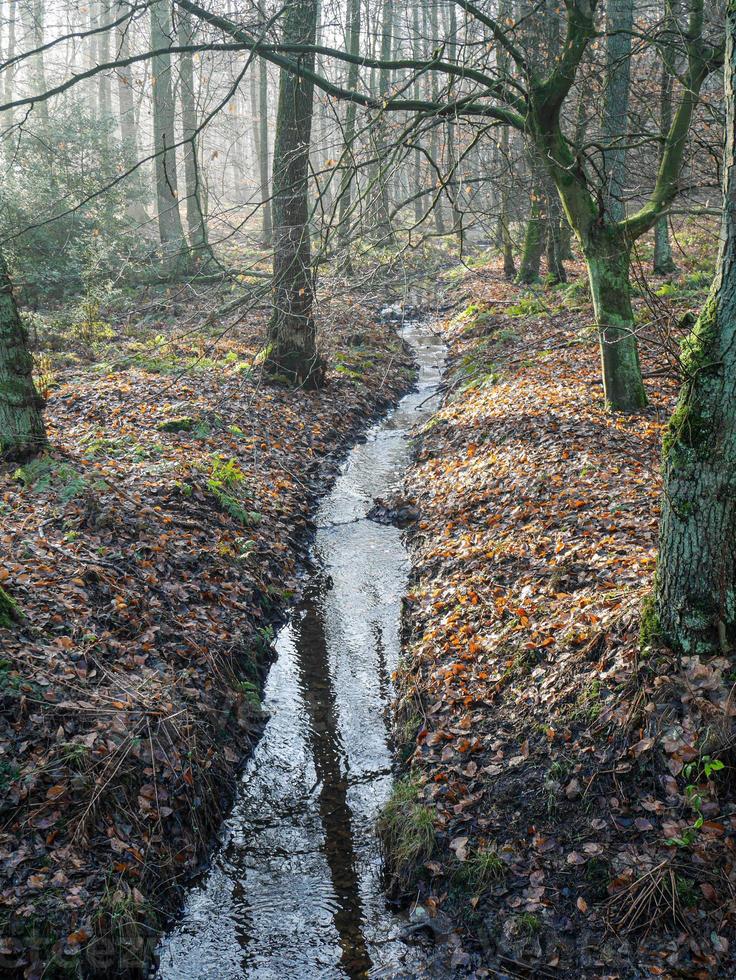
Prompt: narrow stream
<box><xmin>156</xmin><ymin>318</ymin><xmax>446</xmax><ymax>979</ymax></box>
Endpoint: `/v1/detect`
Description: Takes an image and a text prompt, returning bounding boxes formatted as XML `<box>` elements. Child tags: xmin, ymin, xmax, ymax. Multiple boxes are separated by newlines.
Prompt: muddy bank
<box><xmin>385</xmin><ymin>265</ymin><xmax>736</xmax><ymax>977</ymax></box>
<box><xmin>0</xmin><ymin>304</ymin><xmax>413</xmax><ymax>979</ymax></box>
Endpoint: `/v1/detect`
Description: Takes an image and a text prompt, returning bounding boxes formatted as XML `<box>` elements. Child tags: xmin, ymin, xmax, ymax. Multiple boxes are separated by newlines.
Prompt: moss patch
<box><xmin>0</xmin><ymin>587</ymin><xmax>20</xmax><ymax>628</ymax></box>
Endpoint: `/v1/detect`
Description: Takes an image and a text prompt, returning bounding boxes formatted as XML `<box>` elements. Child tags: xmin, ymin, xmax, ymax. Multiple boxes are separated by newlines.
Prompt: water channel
<box><xmin>156</xmin><ymin>317</ymin><xmax>446</xmax><ymax>979</ymax></box>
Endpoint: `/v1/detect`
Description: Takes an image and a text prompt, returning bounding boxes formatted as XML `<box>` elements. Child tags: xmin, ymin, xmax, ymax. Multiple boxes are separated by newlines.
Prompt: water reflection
<box><xmin>291</xmin><ymin>575</ymin><xmax>371</xmax><ymax>977</ymax></box>
<box><xmin>156</xmin><ymin>321</ymin><xmax>446</xmax><ymax>979</ymax></box>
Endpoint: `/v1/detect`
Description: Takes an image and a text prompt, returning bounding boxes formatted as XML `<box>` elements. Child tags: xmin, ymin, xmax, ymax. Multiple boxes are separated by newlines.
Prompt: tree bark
<box><xmin>4</xmin><ymin>0</ymin><xmax>16</xmax><ymax>131</ymax></box>
<box><xmin>259</xmin><ymin>56</ymin><xmax>273</xmax><ymax>246</ymax></box>
<box><xmin>517</xmin><ymin>170</ymin><xmax>546</xmax><ymax>284</ymax></box>
<box><xmin>267</xmin><ymin>0</ymin><xmax>323</xmax><ymax>388</ymax></box>
<box><xmin>0</xmin><ymin>253</ymin><xmax>46</xmax><ymax>461</ymax></box>
<box><xmin>151</xmin><ymin>0</ymin><xmax>188</xmax><ymax>268</ymax></box>
<box><xmin>655</xmin><ymin>6</ymin><xmax>736</xmax><ymax>655</ymax></box>
<box><xmin>653</xmin><ymin>0</ymin><xmax>678</xmax><ymax>275</ymax></box>
<box><xmin>177</xmin><ymin>8</ymin><xmax>213</xmax><ymax>262</ymax></box>
<box><xmin>20</xmin><ymin>0</ymin><xmax>48</xmax><ymax>124</ymax></box>
<box><xmin>584</xmin><ymin>227</ymin><xmax>646</xmax><ymax>411</ymax></box>
<box><xmin>602</xmin><ymin>0</ymin><xmax>633</xmax><ymax>222</ymax></box>
<box><xmin>545</xmin><ymin>188</ymin><xmax>567</xmax><ymax>284</ymax></box>
<box><xmin>374</xmin><ymin>0</ymin><xmax>395</xmax><ymax>242</ymax></box>
<box><xmin>97</xmin><ymin>0</ymin><xmax>112</xmax><ymax>118</ymax></box>
<box><xmin>336</xmin><ymin>0</ymin><xmax>360</xmax><ymax>252</ymax></box>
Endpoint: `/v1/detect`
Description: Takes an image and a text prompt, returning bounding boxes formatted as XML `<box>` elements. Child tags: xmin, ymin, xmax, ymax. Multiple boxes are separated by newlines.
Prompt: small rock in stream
<box><xmin>402</xmin><ymin>905</ymin><xmax>453</xmax><ymax>943</ymax></box>
<box><xmin>367</xmin><ymin>495</ymin><xmax>420</xmax><ymax>528</ymax></box>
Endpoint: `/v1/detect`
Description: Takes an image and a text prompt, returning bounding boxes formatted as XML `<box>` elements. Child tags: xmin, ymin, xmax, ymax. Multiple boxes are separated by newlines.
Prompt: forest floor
<box><xmin>386</xmin><ymin>242</ymin><xmax>736</xmax><ymax>977</ymax></box>
<box><xmin>0</xmin><ymin>282</ymin><xmax>414</xmax><ymax>978</ymax></box>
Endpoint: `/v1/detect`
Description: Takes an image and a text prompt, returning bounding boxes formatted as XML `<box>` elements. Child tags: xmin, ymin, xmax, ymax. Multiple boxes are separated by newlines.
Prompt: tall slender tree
<box><xmin>267</xmin><ymin>0</ymin><xmax>323</xmax><ymax>386</ymax></box>
<box><xmin>151</xmin><ymin>0</ymin><xmax>189</xmax><ymax>269</ymax></box>
<box><xmin>97</xmin><ymin>0</ymin><xmax>112</xmax><ymax>118</ymax></box>
<box><xmin>602</xmin><ymin>0</ymin><xmax>633</xmax><ymax>222</ymax></box>
<box><xmin>653</xmin><ymin>0</ymin><xmax>679</xmax><ymax>275</ymax></box>
<box><xmin>336</xmin><ymin>0</ymin><xmax>361</xmax><ymax>253</ymax></box>
<box><xmin>177</xmin><ymin>7</ymin><xmax>213</xmax><ymax>262</ymax></box>
<box><xmin>258</xmin><ymin>56</ymin><xmax>273</xmax><ymax>245</ymax></box>
<box><xmin>20</xmin><ymin>0</ymin><xmax>48</xmax><ymax>124</ymax></box>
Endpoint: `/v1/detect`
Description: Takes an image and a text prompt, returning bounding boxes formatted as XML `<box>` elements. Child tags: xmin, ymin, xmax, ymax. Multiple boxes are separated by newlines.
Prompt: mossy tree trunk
<box><xmin>516</xmin><ymin>177</ymin><xmax>545</xmax><ymax>284</ymax></box>
<box><xmin>653</xmin><ymin>217</ymin><xmax>676</xmax><ymax>276</ymax></box>
<box><xmin>655</xmin><ymin>7</ymin><xmax>736</xmax><ymax>655</ymax></box>
<box><xmin>525</xmin><ymin>0</ymin><xmax>713</xmax><ymax>412</ymax></box>
<box><xmin>267</xmin><ymin>0</ymin><xmax>324</xmax><ymax>388</ymax></box>
<box><xmin>545</xmin><ymin>191</ymin><xmax>567</xmax><ymax>285</ymax></box>
<box><xmin>0</xmin><ymin>253</ymin><xmax>46</xmax><ymax>461</ymax></box>
<box><xmin>583</xmin><ymin>229</ymin><xmax>646</xmax><ymax>411</ymax></box>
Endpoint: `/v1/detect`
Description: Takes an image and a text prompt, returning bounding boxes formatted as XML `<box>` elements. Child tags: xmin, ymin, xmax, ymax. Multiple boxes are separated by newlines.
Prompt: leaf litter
<box><xmin>388</xmin><ymin>260</ymin><xmax>736</xmax><ymax>978</ymax></box>
<box><xmin>0</xmin><ymin>290</ymin><xmax>413</xmax><ymax>978</ymax></box>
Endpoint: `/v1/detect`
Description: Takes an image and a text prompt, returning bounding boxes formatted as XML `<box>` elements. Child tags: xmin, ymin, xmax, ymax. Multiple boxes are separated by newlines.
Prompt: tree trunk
<box><xmin>178</xmin><ymin>8</ymin><xmax>213</xmax><ymax>263</ymax></box>
<box><xmin>653</xmin><ymin>217</ymin><xmax>676</xmax><ymax>276</ymax></box>
<box><xmin>653</xmin><ymin>0</ymin><xmax>678</xmax><ymax>275</ymax></box>
<box><xmin>546</xmin><ymin>190</ymin><xmax>567</xmax><ymax>284</ymax></box>
<box><xmin>411</xmin><ymin>0</ymin><xmax>424</xmax><ymax>227</ymax></box>
<box><xmin>4</xmin><ymin>0</ymin><xmax>16</xmax><ymax>131</ymax></box>
<box><xmin>517</xmin><ymin>175</ymin><xmax>545</xmax><ymax>284</ymax></box>
<box><xmin>499</xmin><ymin>127</ymin><xmax>516</xmax><ymax>279</ymax></box>
<box><xmin>20</xmin><ymin>0</ymin><xmax>48</xmax><ymax>124</ymax></box>
<box><xmin>259</xmin><ymin>57</ymin><xmax>273</xmax><ymax>246</ymax></box>
<box><xmin>0</xmin><ymin>253</ymin><xmax>46</xmax><ymax>461</ymax></box>
<box><xmin>337</xmin><ymin>0</ymin><xmax>360</xmax><ymax>254</ymax></box>
<box><xmin>584</xmin><ymin>229</ymin><xmax>647</xmax><ymax>411</ymax></box>
<box><xmin>374</xmin><ymin>0</ymin><xmax>395</xmax><ymax>242</ymax></box>
<box><xmin>150</xmin><ymin>0</ymin><xmax>188</xmax><ymax>269</ymax></box>
<box><xmin>116</xmin><ymin>2</ymin><xmax>147</xmax><ymax>225</ymax></box>
<box><xmin>602</xmin><ymin>0</ymin><xmax>633</xmax><ymax>222</ymax></box>
<box><xmin>116</xmin><ymin>2</ymin><xmax>136</xmax><ymax>149</ymax></box>
<box><xmin>267</xmin><ymin>0</ymin><xmax>323</xmax><ymax>388</ymax></box>
<box><xmin>445</xmin><ymin>1</ymin><xmax>462</xmax><ymax>244</ymax></box>
<box><xmin>97</xmin><ymin>0</ymin><xmax>112</xmax><ymax>118</ymax></box>
<box><xmin>655</xmin><ymin>6</ymin><xmax>736</xmax><ymax>656</ymax></box>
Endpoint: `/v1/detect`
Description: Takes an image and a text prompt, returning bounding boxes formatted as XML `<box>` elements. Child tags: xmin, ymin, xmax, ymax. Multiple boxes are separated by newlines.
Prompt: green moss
<box><xmin>505</xmin><ymin>294</ymin><xmax>550</xmax><ymax>318</ymax></box>
<box><xmin>662</xmin><ymin>387</ymin><xmax>713</xmax><ymax>462</ymax></box>
<box><xmin>680</xmin><ymin>293</ymin><xmax>719</xmax><ymax>376</ymax></box>
<box><xmin>14</xmin><ymin>456</ymin><xmax>91</xmax><ymax>502</ymax></box>
<box><xmin>640</xmin><ymin>591</ymin><xmax>661</xmax><ymax>647</ymax></box>
<box><xmin>0</xmin><ymin>587</ymin><xmax>20</xmax><ymax>628</ymax></box>
<box><xmin>233</xmin><ymin>679</ymin><xmax>262</xmax><ymax>708</ymax></box>
<box><xmin>157</xmin><ymin>416</ymin><xmax>197</xmax><ymax>433</ymax></box>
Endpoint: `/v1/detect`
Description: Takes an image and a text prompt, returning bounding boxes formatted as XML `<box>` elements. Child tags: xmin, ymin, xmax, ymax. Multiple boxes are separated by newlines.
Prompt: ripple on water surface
<box><xmin>156</xmin><ymin>322</ymin><xmax>446</xmax><ymax>979</ymax></box>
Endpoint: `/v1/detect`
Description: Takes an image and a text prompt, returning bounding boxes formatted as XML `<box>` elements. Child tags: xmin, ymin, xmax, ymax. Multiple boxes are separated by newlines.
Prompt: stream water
<box><xmin>155</xmin><ymin>318</ymin><xmax>446</xmax><ymax>979</ymax></box>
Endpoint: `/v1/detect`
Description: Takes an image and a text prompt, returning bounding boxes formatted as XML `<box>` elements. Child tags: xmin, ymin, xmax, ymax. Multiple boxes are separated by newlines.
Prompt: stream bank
<box><xmin>0</xmin><ymin>304</ymin><xmax>414</xmax><ymax>979</ymax></box>
<box><xmin>384</xmin><ymin>264</ymin><xmax>736</xmax><ymax>978</ymax></box>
